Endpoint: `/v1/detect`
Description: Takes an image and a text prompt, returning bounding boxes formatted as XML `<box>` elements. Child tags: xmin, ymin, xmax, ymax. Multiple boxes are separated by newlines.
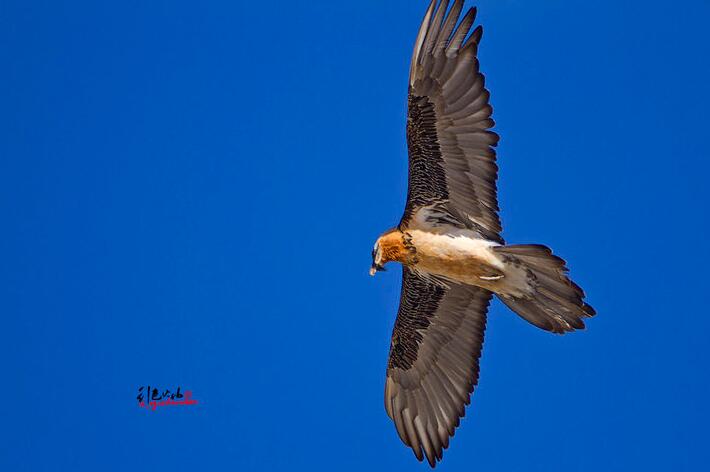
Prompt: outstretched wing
<box><xmin>385</xmin><ymin>267</ymin><xmax>491</xmax><ymax>466</ymax></box>
<box><xmin>402</xmin><ymin>0</ymin><xmax>502</xmax><ymax>243</ymax></box>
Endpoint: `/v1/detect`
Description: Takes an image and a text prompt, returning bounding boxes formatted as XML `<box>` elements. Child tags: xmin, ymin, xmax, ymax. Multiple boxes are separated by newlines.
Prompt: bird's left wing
<box><xmin>385</xmin><ymin>267</ymin><xmax>491</xmax><ymax>467</ymax></box>
<box><xmin>402</xmin><ymin>0</ymin><xmax>502</xmax><ymax>243</ymax></box>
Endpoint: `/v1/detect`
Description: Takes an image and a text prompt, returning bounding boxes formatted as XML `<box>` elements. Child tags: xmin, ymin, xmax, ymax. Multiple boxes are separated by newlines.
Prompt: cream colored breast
<box><xmin>407</xmin><ymin>229</ymin><xmax>505</xmax><ymax>283</ymax></box>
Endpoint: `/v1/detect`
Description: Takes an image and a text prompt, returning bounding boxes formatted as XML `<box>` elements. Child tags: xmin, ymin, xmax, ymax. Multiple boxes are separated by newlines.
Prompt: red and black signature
<box><xmin>137</xmin><ymin>386</ymin><xmax>198</xmax><ymax>411</ymax></box>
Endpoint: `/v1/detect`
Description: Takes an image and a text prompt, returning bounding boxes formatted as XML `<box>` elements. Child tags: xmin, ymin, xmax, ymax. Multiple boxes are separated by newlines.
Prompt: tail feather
<box><xmin>493</xmin><ymin>244</ymin><xmax>595</xmax><ymax>334</ymax></box>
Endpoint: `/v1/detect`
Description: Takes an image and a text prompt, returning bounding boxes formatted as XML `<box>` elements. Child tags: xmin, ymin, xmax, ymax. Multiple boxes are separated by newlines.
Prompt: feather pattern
<box><xmin>387</xmin><ymin>2</ymin><xmax>501</xmax><ymax>466</ymax></box>
<box><xmin>401</xmin><ymin>0</ymin><xmax>501</xmax><ymax>244</ymax></box>
<box><xmin>386</xmin><ymin>267</ymin><xmax>491</xmax><ymax>467</ymax></box>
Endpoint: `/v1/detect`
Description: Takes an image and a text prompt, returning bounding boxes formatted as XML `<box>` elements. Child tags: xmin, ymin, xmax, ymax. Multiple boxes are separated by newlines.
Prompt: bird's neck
<box><xmin>379</xmin><ymin>230</ymin><xmax>415</xmax><ymax>265</ymax></box>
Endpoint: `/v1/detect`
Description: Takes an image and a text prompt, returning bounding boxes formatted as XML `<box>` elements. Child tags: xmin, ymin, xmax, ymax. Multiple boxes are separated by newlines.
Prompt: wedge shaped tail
<box><xmin>493</xmin><ymin>244</ymin><xmax>595</xmax><ymax>333</ymax></box>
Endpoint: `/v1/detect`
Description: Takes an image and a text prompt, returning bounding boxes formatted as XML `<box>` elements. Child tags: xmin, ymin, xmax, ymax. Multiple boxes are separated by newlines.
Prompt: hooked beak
<box><xmin>369</xmin><ymin>264</ymin><xmax>385</xmax><ymax>276</ymax></box>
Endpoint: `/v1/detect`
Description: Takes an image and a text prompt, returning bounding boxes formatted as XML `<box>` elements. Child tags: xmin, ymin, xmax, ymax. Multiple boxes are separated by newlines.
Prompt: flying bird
<box><xmin>370</xmin><ymin>0</ymin><xmax>595</xmax><ymax>467</ymax></box>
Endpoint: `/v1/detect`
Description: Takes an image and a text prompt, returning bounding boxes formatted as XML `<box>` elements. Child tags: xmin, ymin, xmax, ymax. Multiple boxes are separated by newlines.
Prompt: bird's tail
<box><xmin>492</xmin><ymin>244</ymin><xmax>595</xmax><ymax>333</ymax></box>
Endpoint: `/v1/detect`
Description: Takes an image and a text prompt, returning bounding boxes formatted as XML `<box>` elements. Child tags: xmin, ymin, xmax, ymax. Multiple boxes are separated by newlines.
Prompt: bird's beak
<box><xmin>369</xmin><ymin>266</ymin><xmax>377</xmax><ymax>276</ymax></box>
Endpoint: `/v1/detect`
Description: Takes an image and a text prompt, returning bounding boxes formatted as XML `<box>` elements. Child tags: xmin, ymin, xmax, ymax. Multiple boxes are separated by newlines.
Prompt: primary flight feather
<box><xmin>370</xmin><ymin>1</ymin><xmax>595</xmax><ymax>467</ymax></box>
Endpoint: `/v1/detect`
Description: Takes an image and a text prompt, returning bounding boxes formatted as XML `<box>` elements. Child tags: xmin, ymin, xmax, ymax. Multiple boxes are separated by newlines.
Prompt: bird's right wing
<box><xmin>385</xmin><ymin>267</ymin><xmax>491</xmax><ymax>467</ymax></box>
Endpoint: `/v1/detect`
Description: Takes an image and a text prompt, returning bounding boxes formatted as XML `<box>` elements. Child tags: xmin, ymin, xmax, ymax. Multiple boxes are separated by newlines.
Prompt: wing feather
<box><xmin>386</xmin><ymin>267</ymin><xmax>491</xmax><ymax>466</ymax></box>
<box><xmin>402</xmin><ymin>1</ymin><xmax>502</xmax><ymax>243</ymax></box>
<box><xmin>447</xmin><ymin>7</ymin><xmax>476</xmax><ymax>55</ymax></box>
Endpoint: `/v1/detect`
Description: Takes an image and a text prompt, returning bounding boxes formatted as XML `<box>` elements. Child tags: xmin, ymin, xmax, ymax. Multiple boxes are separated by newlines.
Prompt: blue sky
<box><xmin>2</xmin><ymin>0</ymin><xmax>710</xmax><ymax>470</ymax></box>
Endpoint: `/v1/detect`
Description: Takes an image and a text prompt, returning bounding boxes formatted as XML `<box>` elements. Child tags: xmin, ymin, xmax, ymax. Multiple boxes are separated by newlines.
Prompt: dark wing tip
<box><xmin>472</xmin><ymin>24</ymin><xmax>483</xmax><ymax>44</ymax></box>
<box><xmin>582</xmin><ymin>303</ymin><xmax>597</xmax><ymax>317</ymax></box>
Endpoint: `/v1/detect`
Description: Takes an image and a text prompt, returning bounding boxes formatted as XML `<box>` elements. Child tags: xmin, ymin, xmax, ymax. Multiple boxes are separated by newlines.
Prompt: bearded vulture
<box><xmin>369</xmin><ymin>0</ymin><xmax>595</xmax><ymax>467</ymax></box>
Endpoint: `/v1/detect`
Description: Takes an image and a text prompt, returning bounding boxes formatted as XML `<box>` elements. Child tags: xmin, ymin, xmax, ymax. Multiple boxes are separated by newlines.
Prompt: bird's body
<box><xmin>408</xmin><ymin>228</ymin><xmax>505</xmax><ymax>289</ymax></box>
<box><xmin>375</xmin><ymin>224</ymin><xmax>508</xmax><ymax>291</ymax></box>
<box><xmin>371</xmin><ymin>0</ymin><xmax>596</xmax><ymax>467</ymax></box>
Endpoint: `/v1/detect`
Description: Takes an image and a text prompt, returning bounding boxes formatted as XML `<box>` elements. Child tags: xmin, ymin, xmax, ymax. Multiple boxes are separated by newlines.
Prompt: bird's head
<box><xmin>370</xmin><ymin>229</ymin><xmax>409</xmax><ymax>276</ymax></box>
